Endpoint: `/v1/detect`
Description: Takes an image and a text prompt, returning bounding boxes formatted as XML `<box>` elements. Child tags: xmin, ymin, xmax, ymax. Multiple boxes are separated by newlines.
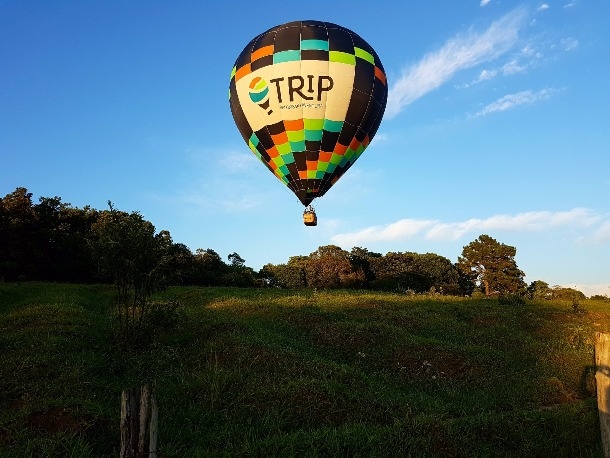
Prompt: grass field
<box><xmin>0</xmin><ymin>283</ymin><xmax>608</xmax><ymax>457</ymax></box>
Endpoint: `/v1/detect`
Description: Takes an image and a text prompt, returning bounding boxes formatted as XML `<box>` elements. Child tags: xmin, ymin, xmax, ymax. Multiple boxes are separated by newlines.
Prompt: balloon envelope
<box><xmin>229</xmin><ymin>20</ymin><xmax>388</xmax><ymax>206</ymax></box>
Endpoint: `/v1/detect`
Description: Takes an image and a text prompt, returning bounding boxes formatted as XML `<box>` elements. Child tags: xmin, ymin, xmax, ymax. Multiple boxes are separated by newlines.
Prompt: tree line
<box><xmin>0</xmin><ymin>187</ymin><xmax>594</xmax><ymax>299</ymax></box>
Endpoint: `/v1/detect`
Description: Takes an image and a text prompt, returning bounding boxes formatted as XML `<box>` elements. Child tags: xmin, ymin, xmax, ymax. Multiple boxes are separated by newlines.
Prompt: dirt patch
<box><xmin>27</xmin><ymin>406</ymin><xmax>86</xmax><ymax>434</ymax></box>
<box><xmin>538</xmin><ymin>377</ymin><xmax>580</xmax><ymax>407</ymax></box>
<box><xmin>284</xmin><ymin>384</ymin><xmax>349</xmax><ymax>426</ymax></box>
<box><xmin>588</xmin><ymin>311</ymin><xmax>610</xmax><ymax>330</ymax></box>
<box><xmin>471</xmin><ymin>317</ymin><xmax>501</xmax><ymax>327</ymax></box>
<box><xmin>11</xmin><ymin>404</ymin><xmax>114</xmax><ymax>454</ymax></box>
<box><xmin>388</xmin><ymin>346</ymin><xmax>481</xmax><ymax>381</ymax></box>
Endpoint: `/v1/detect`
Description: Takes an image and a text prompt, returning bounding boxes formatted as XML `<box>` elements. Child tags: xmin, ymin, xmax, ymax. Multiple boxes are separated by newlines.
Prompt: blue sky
<box><xmin>1</xmin><ymin>1</ymin><xmax>609</xmax><ymax>296</ymax></box>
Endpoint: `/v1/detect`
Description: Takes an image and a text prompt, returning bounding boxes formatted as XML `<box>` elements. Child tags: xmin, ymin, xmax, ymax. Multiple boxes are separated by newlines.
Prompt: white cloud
<box><xmin>480</xmin><ymin>0</ymin><xmax>491</xmax><ymax>6</ymax></box>
<box><xmin>332</xmin><ymin>219</ymin><xmax>437</xmax><ymax>245</ymax></box>
<box><xmin>467</xmin><ymin>69</ymin><xmax>499</xmax><ymax>87</ymax></box>
<box><xmin>218</xmin><ymin>150</ymin><xmax>259</xmax><ymax>172</ymax></box>
<box><xmin>560</xmin><ymin>37</ymin><xmax>579</xmax><ymax>51</ymax></box>
<box><xmin>426</xmin><ymin>209</ymin><xmax>598</xmax><ymax>240</ymax></box>
<box><xmin>501</xmin><ymin>58</ymin><xmax>526</xmax><ymax>75</ymax></box>
<box><xmin>521</xmin><ymin>44</ymin><xmax>536</xmax><ymax>57</ymax></box>
<box><xmin>220</xmin><ymin>193</ymin><xmax>263</xmax><ymax>211</ymax></box>
<box><xmin>478</xmin><ymin>69</ymin><xmax>498</xmax><ymax>81</ymax></box>
<box><xmin>564</xmin><ymin>1</ymin><xmax>577</xmax><ymax>8</ymax></box>
<box><xmin>592</xmin><ymin>221</ymin><xmax>610</xmax><ymax>242</ymax></box>
<box><xmin>460</xmin><ymin>44</ymin><xmax>543</xmax><ymax>88</ymax></box>
<box><xmin>331</xmin><ymin>208</ymin><xmax>601</xmax><ymax>245</ymax></box>
<box><xmin>474</xmin><ymin>88</ymin><xmax>556</xmax><ymax>116</ymax></box>
<box><xmin>369</xmin><ymin>132</ymin><xmax>389</xmax><ymax>144</ymax></box>
<box><xmin>386</xmin><ymin>8</ymin><xmax>527</xmax><ymax>118</ymax></box>
<box><xmin>159</xmin><ymin>146</ymin><xmax>270</xmax><ymax>213</ymax></box>
<box><xmin>537</xmin><ymin>4</ymin><xmax>550</xmax><ymax>11</ymax></box>
<box><xmin>569</xmin><ymin>284</ymin><xmax>609</xmax><ymax>298</ymax></box>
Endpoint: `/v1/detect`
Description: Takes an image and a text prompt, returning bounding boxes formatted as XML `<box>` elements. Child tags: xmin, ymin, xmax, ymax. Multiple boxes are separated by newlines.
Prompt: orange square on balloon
<box><xmin>284</xmin><ymin>119</ymin><xmax>304</xmax><ymax>131</ymax></box>
<box><xmin>334</xmin><ymin>143</ymin><xmax>348</xmax><ymax>155</ymax></box>
<box><xmin>319</xmin><ymin>151</ymin><xmax>332</xmax><ymax>162</ymax></box>
<box><xmin>271</xmin><ymin>131</ymin><xmax>289</xmax><ymax>145</ymax></box>
<box><xmin>235</xmin><ymin>64</ymin><xmax>251</xmax><ymax>82</ymax></box>
<box><xmin>252</xmin><ymin>45</ymin><xmax>274</xmax><ymax>62</ymax></box>
<box><xmin>267</xmin><ymin>146</ymin><xmax>280</xmax><ymax>158</ymax></box>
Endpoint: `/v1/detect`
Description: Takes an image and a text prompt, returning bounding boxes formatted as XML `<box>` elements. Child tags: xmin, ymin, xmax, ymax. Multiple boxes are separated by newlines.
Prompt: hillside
<box><xmin>0</xmin><ymin>283</ymin><xmax>608</xmax><ymax>456</ymax></box>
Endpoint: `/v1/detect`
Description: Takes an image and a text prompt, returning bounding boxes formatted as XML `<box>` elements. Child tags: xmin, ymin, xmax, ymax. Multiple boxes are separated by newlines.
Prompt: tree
<box><xmin>266</xmin><ymin>256</ymin><xmax>310</xmax><ymax>288</ymax></box>
<box><xmin>0</xmin><ymin>187</ymin><xmax>40</xmax><ymax>280</ymax></box>
<box><xmin>287</xmin><ymin>256</ymin><xmax>309</xmax><ymax>287</ymax></box>
<box><xmin>228</xmin><ymin>252</ymin><xmax>245</xmax><ymax>268</ymax></box>
<box><xmin>164</xmin><ymin>243</ymin><xmax>195</xmax><ymax>285</ymax></box>
<box><xmin>223</xmin><ymin>252</ymin><xmax>255</xmax><ymax>287</ymax></box>
<box><xmin>306</xmin><ymin>245</ymin><xmax>352</xmax><ymax>289</ymax></box>
<box><xmin>90</xmin><ymin>202</ymin><xmax>172</xmax><ymax>343</ymax></box>
<box><xmin>457</xmin><ymin>234</ymin><xmax>526</xmax><ymax>297</ymax></box>
<box><xmin>550</xmin><ymin>286</ymin><xmax>586</xmax><ymax>301</ymax></box>
<box><xmin>349</xmin><ymin>247</ymin><xmax>381</xmax><ymax>287</ymax></box>
<box><xmin>34</xmin><ymin>196</ymin><xmax>100</xmax><ymax>282</ymax></box>
<box><xmin>370</xmin><ymin>252</ymin><xmax>420</xmax><ymax>292</ymax></box>
<box><xmin>193</xmin><ymin>248</ymin><xmax>226</xmax><ymax>286</ymax></box>
<box><xmin>258</xmin><ymin>263</ymin><xmax>279</xmax><ymax>287</ymax></box>
<box><xmin>413</xmin><ymin>253</ymin><xmax>462</xmax><ymax>295</ymax></box>
<box><xmin>0</xmin><ymin>188</ymin><xmax>102</xmax><ymax>283</ymax></box>
<box><xmin>527</xmin><ymin>280</ymin><xmax>551</xmax><ymax>300</ymax></box>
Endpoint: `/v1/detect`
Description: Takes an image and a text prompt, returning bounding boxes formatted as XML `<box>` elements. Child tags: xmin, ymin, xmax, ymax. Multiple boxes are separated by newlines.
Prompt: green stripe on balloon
<box><xmin>249</xmin><ymin>133</ymin><xmax>259</xmax><ymax>146</ymax></box>
<box><xmin>305</xmin><ymin>129</ymin><xmax>323</xmax><ymax>142</ymax></box>
<box><xmin>272</xmin><ymin>156</ymin><xmax>285</xmax><ymax>167</ymax></box>
<box><xmin>287</xmin><ymin>130</ymin><xmax>304</xmax><ymax>142</ymax></box>
<box><xmin>273</xmin><ymin>50</ymin><xmax>301</xmax><ymax>63</ymax></box>
<box><xmin>329</xmin><ymin>51</ymin><xmax>356</xmax><ymax>65</ymax></box>
<box><xmin>323</xmin><ymin>119</ymin><xmax>343</xmax><ymax>132</ymax></box>
<box><xmin>304</xmin><ymin>119</ymin><xmax>324</xmax><ymax>142</ymax></box>
<box><xmin>354</xmin><ymin>47</ymin><xmax>375</xmax><ymax>65</ymax></box>
<box><xmin>276</xmin><ymin>142</ymin><xmax>291</xmax><ymax>155</ymax></box>
<box><xmin>301</xmin><ymin>39</ymin><xmax>329</xmax><ymax>51</ymax></box>
<box><xmin>277</xmin><ymin>166</ymin><xmax>289</xmax><ymax>183</ymax></box>
<box><xmin>304</xmin><ymin>119</ymin><xmax>324</xmax><ymax>130</ymax></box>
<box><xmin>345</xmin><ymin>148</ymin><xmax>356</xmax><ymax>160</ymax></box>
<box><xmin>330</xmin><ymin>153</ymin><xmax>343</xmax><ymax>165</ymax></box>
<box><xmin>290</xmin><ymin>141</ymin><xmax>306</xmax><ymax>151</ymax></box>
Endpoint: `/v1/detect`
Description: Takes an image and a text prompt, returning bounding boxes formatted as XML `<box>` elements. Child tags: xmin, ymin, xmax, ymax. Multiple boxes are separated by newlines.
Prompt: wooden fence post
<box><xmin>596</xmin><ymin>332</ymin><xmax>610</xmax><ymax>458</ymax></box>
<box><xmin>120</xmin><ymin>384</ymin><xmax>158</xmax><ymax>458</ymax></box>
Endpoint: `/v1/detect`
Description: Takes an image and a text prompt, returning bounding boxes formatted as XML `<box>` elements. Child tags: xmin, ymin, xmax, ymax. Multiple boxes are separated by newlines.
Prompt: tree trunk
<box><xmin>596</xmin><ymin>332</ymin><xmax>610</xmax><ymax>458</ymax></box>
<box><xmin>120</xmin><ymin>384</ymin><xmax>158</xmax><ymax>458</ymax></box>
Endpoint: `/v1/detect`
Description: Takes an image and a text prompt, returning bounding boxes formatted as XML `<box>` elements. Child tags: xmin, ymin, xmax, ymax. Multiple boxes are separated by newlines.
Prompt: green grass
<box><xmin>1</xmin><ymin>283</ymin><xmax>608</xmax><ymax>456</ymax></box>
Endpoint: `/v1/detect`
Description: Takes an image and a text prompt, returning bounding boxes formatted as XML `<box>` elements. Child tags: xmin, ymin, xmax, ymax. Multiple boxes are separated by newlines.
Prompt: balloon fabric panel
<box><xmin>229</xmin><ymin>20</ymin><xmax>388</xmax><ymax>207</ymax></box>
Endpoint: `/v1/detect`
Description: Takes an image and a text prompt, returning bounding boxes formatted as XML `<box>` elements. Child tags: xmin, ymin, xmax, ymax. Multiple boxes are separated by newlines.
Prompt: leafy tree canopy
<box><xmin>457</xmin><ymin>234</ymin><xmax>526</xmax><ymax>297</ymax></box>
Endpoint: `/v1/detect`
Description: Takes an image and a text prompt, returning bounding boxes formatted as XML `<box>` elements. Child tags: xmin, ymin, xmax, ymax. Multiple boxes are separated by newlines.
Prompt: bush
<box><xmin>498</xmin><ymin>294</ymin><xmax>526</xmax><ymax>306</ymax></box>
<box><xmin>145</xmin><ymin>300</ymin><xmax>185</xmax><ymax>331</ymax></box>
<box><xmin>571</xmin><ymin>297</ymin><xmax>586</xmax><ymax>315</ymax></box>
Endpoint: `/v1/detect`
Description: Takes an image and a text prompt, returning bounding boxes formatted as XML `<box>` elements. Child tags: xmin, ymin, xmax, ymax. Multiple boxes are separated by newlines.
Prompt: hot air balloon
<box><xmin>229</xmin><ymin>20</ymin><xmax>388</xmax><ymax>226</ymax></box>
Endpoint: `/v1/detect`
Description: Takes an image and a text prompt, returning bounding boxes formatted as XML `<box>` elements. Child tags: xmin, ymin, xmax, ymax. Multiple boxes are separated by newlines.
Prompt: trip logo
<box><xmin>249</xmin><ymin>75</ymin><xmax>334</xmax><ymax>115</ymax></box>
<box><xmin>248</xmin><ymin>77</ymin><xmax>273</xmax><ymax>114</ymax></box>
